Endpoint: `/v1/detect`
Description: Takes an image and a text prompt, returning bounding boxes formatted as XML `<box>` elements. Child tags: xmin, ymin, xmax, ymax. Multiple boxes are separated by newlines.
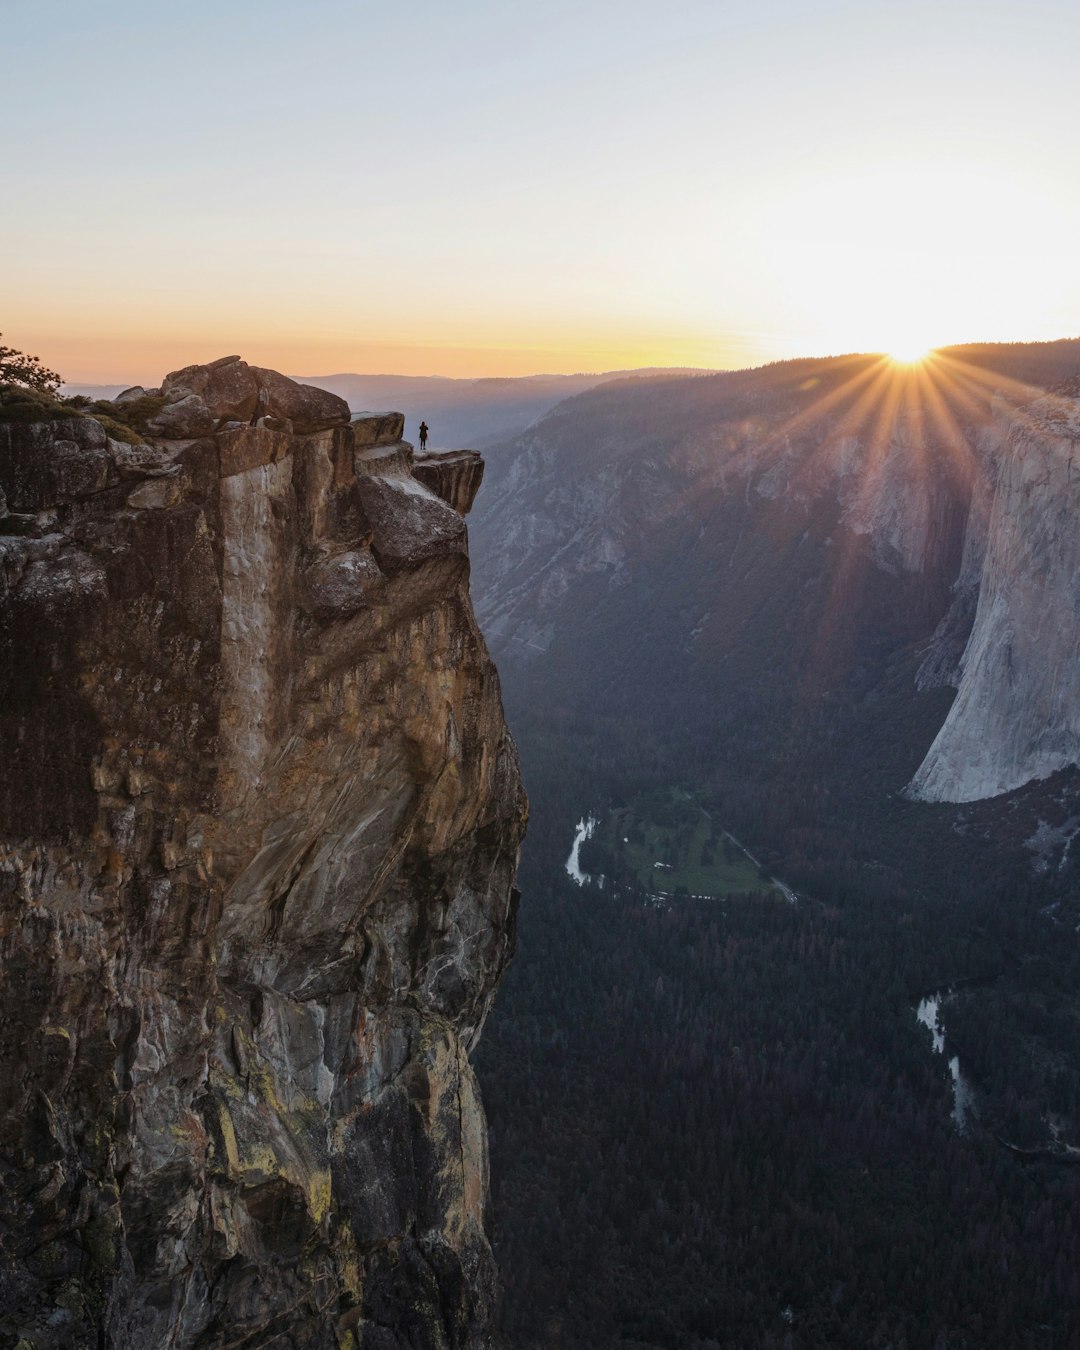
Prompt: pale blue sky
<box><xmin>4</xmin><ymin>0</ymin><xmax>1079</xmax><ymax>380</ymax></box>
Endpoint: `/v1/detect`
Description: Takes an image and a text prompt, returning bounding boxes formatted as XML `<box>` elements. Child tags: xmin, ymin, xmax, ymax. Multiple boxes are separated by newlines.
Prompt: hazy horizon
<box><xmin>7</xmin><ymin>0</ymin><xmax>1080</xmax><ymax>384</ymax></box>
<box><xmin>54</xmin><ymin>335</ymin><xmax>1080</xmax><ymax>400</ymax></box>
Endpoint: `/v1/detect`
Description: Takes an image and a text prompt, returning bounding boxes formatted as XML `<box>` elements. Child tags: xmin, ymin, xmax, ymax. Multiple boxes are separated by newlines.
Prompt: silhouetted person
<box><xmin>418</xmin><ymin>420</ymin><xmax>429</xmax><ymax>450</ymax></box>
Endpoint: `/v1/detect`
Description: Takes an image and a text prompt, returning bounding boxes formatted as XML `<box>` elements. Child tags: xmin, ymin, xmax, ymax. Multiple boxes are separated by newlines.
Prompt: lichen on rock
<box><xmin>0</xmin><ymin>360</ymin><xmax>526</xmax><ymax>1349</ymax></box>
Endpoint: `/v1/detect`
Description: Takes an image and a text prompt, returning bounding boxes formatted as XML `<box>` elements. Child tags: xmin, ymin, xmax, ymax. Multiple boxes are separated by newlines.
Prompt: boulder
<box><xmin>162</xmin><ymin>355</ymin><xmax>261</xmax><ymax>421</ymax></box>
<box><xmin>160</xmin><ymin>356</ymin><xmax>350</xmax><ymax>433</ymax></box>
<box><xmin>253</xmin><ymin>366</ymin><xmax>351</xmax><ymax>433</ymax></box>
<box><xmin>300</xmin><ymin>548</ymin><xmax>384</xmax><ymax>620</ymax></box>
<box><xmin>351</xmin><ymin>411</ymin><xmax>406</xmax><ymax>448</ymax></box>
<box><xmin>357</xmin><ymin>474</ymin><xmax>467</xmax><ymax>572</ymax></box>
<box><xmin>145</xmin><ymin>393</ymin><xmax>216</xmax><ymax>440</ymax></box>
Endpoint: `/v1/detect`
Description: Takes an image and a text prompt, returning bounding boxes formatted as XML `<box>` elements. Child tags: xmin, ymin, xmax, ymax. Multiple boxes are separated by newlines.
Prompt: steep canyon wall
<box><xmin>0</xmin><ymin>359</ymin><xmax>526</xmax><ymax>1349</ymax></box>
<box><xmin>909</xmin><ymin>391</ymin><xmax>1080</xmax><ymax>800</ymax></box>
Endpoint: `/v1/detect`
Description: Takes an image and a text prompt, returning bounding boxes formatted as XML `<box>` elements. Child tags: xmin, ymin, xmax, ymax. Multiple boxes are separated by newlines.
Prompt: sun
<box><xmin>887</xmin><ymin>341</ymin><xmax>931</xmax><ymax>366</ymax></box>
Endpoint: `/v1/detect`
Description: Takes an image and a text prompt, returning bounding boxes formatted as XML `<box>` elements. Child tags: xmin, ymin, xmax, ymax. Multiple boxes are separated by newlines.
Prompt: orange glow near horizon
<box><xmin>11</xmin><ymin>150</ymin><xmax>1078</xmax><ymax>389</ymax></box>
<box><xmin>26</xmin><ymin>325</ymin><xmax>744</xmax><ymax>388</ymax></box>
<box><xmin>22</xmin><ymin>324</ymin><xmax>1074</xmax><ymax>390</ymax></box>
<box><xmin>5</xmin><ymin>4</ymin><xmax>1080</xmax><ymax>390</ymax></box>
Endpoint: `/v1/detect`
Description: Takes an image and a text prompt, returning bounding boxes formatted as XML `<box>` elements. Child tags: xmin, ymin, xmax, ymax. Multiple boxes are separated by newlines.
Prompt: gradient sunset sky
<box><xmin>5</xmin><ymin>0</ymin><xmax>1080</xmax><ymax>383</ymax></box>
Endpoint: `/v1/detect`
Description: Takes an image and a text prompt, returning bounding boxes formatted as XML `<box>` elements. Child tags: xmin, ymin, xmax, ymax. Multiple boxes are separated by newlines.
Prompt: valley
<box><xmin>470</xmin><ymin>340</ymin><xmax>1080</xmax><ymax>1348</ymax></box>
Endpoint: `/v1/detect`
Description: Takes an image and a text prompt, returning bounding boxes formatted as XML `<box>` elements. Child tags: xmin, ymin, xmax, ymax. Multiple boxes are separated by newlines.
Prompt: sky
<box><xmin>4</xmin><ymin>0</ymin><xmax>1080</xmax><ymax>382</ymax></box>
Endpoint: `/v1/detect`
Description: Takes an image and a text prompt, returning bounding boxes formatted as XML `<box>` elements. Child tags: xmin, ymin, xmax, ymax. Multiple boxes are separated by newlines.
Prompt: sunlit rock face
<box><xmin>909</xmin><ymin>392</ymin><xmax>1080</xmax><ymax>801</ymax></box>
<box><xmin>0</xmin><ymin>362</ymin><xmax>526</xmax><ymax>1349</ymax></box>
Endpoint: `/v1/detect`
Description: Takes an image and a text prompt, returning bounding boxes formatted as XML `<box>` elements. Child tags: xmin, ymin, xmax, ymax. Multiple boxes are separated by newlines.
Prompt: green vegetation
<box><xmin>479</xmin><ymin>703</ymin><xmax>1080</xmax><ymax>1347</ymax></box>
<box><xmin>0</xmin><ymin>338</ymin><xmax>169</xmax><ymax>441</ymax></box>
<box><xmin>478</xmin><ymin>856</ymin><xmax>1080</xmax><ymax>1350</ymax></box>
<box><xmin>87</xmin><ymin>393</ymin><xmax>166</xmax><ymax>435</ymax></box>
<box><xmin>0</xmin><ymin>386</ymin><xmax>164</xmax><ymax>443</ymax></box>
<box><xmin>0</xmin><ymin>334</ymin><xmax>61</xmax><ymax>393</ymax></box>
<box><xmin>581</xmin><ymin>787</ymin><xmax>776</xmax><ymax>898</ymax></box>
<box><xmin>85</xmin><ymin>411</ymin><xmax>143</xmax><ymax>444</ymax></box>
<box><xmin>0</xmin><ymin>384</ymin><xmax>80</xmax><ymax>423</ymax></box>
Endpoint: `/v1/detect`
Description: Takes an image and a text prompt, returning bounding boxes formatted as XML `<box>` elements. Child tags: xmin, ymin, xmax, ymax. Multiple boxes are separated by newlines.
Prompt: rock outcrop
<box><xmin>158</xmin><ymin>355</ymin><xmax>352</xmax><ymax>434</ymax></box>
<box><xmin>908</xmin><ymin>392</ymin><xmax>1080</xmax><ymax>801</ymax></box>
<box><xmin>413</xmin><ymin>452</ymin><xmax>485</xmax><ymax>517</ymax></box>
<box><xmin>0</xmin><ymin>361</ymin><xmax>526</xmax><ymax>1349</ymax></box>
<box><xmin>108</xmin><ymin>355</ymin><xmax>354</xmax><ymax>442</ymax></box>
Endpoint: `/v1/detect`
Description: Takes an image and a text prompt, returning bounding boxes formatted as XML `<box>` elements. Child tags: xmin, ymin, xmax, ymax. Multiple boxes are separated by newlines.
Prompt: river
<box><xmin>915</xmin><ymin>992</ymin><xmax>977</xmax><ymax>1133</ymax></box>
<box><xmin>566</xmin><ymin>815</ymin><xmax>598</xmax><ymax>885</ymax></box>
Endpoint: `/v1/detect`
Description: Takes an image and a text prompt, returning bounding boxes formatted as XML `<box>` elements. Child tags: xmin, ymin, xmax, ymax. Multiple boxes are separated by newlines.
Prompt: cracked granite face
<box><xmin>0</xmin><ymin>359</ymin><xmax>527</xmax><ymax>1349</ymax></box>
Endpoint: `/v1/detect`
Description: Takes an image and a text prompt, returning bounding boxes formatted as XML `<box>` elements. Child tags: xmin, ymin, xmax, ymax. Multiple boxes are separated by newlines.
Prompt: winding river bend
<box><xmin>916</xmin><ymin>992</ymin><xmax>977</xmax><ymax>1133</ymax></box>
<box><xmin>566</xmin><ymin>816</ymin><xmax>598</xmax><ymax>885</ymax></box>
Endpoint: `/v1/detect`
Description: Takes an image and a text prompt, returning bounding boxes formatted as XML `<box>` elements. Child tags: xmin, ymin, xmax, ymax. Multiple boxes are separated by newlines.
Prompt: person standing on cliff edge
<box><xmin>418</xmin><ymin>420</ymin><xmax>429</xmax><ymax>450</ymax></box>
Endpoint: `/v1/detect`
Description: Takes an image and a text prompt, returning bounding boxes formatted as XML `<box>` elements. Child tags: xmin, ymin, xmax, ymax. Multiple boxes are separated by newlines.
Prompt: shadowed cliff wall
<box><xmin>0</xmin><ymin>358</ymin><xmax>526</xmax><ymax>1349</ymax></box>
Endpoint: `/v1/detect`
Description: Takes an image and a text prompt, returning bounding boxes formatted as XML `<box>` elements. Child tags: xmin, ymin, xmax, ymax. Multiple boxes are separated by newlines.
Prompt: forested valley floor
<box><xmin>475</xmin><ymin>690</ymin><xmax>1080</xmax><ymax>1350</ymax></box>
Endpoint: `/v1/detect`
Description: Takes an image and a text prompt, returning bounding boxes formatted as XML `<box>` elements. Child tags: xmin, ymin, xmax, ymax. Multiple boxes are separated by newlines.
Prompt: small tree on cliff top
<box><xmin>0</xmin><ymin>335</ymin><xmax>62</xmax><ymax>393</ymax></box>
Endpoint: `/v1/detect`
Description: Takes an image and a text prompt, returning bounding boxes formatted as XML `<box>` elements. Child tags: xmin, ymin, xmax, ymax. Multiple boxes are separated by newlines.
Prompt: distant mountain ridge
<box><xmin>296</xmin><ymin>368</ymin><xmax>714</xmax><ymax>450</ymax></box>
<box><xmin>469</xmin><ymin>338</ymin><xmax>1080</xmax><ymax>812</ymax></box>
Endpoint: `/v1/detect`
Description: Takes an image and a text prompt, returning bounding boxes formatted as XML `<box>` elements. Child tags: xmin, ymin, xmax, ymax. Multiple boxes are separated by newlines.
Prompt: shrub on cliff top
<box><xmin>0</xmin><ymin>384</ymin><xmax>75</xmax><ymax>423</ymax></box>
<box><xmin>0</xmin><ymin>386</ymin><xmax>149</xmax><ymax>444</ymax></box>
<box><xmin>0</xmin><ymin>336</ymin><xmax>61</xmax><ymax>394</ymax></box>
<box><xmin>87</xmin><ymin>411</ymin><xmax>144</xmax><ymax>444</ymax></box>
<box><xmin>87</xmin><ymin>394</ymin><xmax>167</xmax><ymax>435</ymax></box>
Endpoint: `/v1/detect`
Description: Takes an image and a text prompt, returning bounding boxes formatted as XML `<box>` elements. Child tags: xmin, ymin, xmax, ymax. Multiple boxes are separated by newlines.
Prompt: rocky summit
<box><xmin>0</xmin><ymin>361</ymin><xmax>526</xmax><ymax>1348</ymax></box>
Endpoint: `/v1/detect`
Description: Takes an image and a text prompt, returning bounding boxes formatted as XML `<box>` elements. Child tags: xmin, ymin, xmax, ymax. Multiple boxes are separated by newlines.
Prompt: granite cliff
<box><xmin>0</xmin><ymin>358</ymin><xmax>526</xmax><ymax>1348</ymax></box>
<box><xmin>909</xmin><ymin>388</ymin><xmax>1080</xmax><ymax>801</ymax></box>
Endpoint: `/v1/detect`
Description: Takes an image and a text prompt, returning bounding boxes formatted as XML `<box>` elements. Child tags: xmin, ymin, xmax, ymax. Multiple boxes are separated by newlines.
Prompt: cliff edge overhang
<box><xmin>0</xmin><ymin>358</ymin><xmax>526</xmax><ymax>1348</ymax></box>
